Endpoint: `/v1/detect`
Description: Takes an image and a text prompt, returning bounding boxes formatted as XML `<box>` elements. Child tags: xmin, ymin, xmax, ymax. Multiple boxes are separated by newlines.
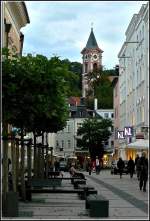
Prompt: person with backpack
<box><xmin>139</xmin><ymin>152</ymin><xmax>148</xmax><ymax>192</ymax></box>
<box><xmin>117</xmin><ymin>157</ymin><xmax>125</xmax><ymax>178</ymax></box>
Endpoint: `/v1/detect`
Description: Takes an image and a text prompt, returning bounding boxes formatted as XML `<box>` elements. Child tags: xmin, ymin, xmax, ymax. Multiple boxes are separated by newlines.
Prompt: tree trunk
<box><xmin>41</xmin><ymin>132</ymin><xmax>45</xmax><ymax>178</ymax></box>
<box><xmin>33</xmin><ymin>132</ymin><xmax>37</xmax><ymax>177</ymax></box>
<box><xmin>20</xmin><ymin>128</ymin><xmax>26</xmax><ymax>201</ymax></box>
<box><xmin>15</xmin><ymin>139</ymin><xmax>19</xmax><ymax>191</ymax></box>
<box><xmin>27</xmin><ymin>141</ymin><xmax>32</xmax><ymax>186</ymax></box>
<box><xmin>11</xmin><ymin>139</ymin><xmax>16</xmax><ymax>192</ymax></box>
<box><xmin>37</xmin><ymin>146</ymin><xmax>41</xmax><ymax>178</ymax></box>
<box><xmin>2</xmin><ymin>139</ymin><xmax>8</xmax><ymax>200</ymax></box>
<box><xmin>46</xmin><ymin>133</ymin><xmax>49</xmax><ymax>178</ymax></box>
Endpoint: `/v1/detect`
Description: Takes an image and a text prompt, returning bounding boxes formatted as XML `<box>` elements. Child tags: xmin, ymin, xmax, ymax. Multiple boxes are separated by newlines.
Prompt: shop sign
<box><xmin>117</xmin><ymin>127</ymin><xmax>133</xmax><ymax>139</ymax></box>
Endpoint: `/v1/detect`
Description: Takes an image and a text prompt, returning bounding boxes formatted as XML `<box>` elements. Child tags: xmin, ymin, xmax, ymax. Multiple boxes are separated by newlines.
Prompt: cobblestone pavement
<box><xmin>85</xmin><ymin>169</ymin><xmax>149</xmax><ymax>220</ymax></box>
<box><xmin>3</xmin><ymin>170</ymin><xmax>149</xmax><ymax>220</ymax></box>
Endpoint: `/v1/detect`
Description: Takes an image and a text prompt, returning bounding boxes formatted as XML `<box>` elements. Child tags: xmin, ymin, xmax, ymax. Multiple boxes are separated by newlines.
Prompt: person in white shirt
<box><xmin>95</xmin><ymin>156</ymin><xmax>100</xmax><ymax>174</ymax></box>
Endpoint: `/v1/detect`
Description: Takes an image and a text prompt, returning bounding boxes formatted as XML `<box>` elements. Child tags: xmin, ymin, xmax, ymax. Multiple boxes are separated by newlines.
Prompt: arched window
<box><xmin>93</xmin><ymin>63</ymin><xmax>97</xmax><ymax>71</ymax></box>
<box><xmin>85</xmin><ymin>63</ymin><xmax>88</xmax><ymax>73</ymax></box>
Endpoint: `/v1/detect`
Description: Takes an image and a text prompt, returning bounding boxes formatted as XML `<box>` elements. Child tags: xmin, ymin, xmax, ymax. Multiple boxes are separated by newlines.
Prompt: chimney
<box><xmin>94</xmin><ymin>98</ymin><xmax>98</xmax><ymax>110</ymax></box>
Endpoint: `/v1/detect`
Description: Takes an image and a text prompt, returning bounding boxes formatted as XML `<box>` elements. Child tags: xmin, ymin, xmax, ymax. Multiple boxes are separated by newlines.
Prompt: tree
<box><xmin>61</xmin><ymin>59</ymin><xmax>82</xmax><ymax>96</ymax></box>
<box><xmin>76</xmin><ymin>117</ymin><xmax>112</xmax><ymax>160</ymax></box>
<box><xmin>85</xmin><ymin>69</ymin><xmax>113</xmax><ymax>109</ymax></box>
<box><xmin>2</xmin><ymin>49</ymin><xmax>70</xmax><ymax>200</ymax></box>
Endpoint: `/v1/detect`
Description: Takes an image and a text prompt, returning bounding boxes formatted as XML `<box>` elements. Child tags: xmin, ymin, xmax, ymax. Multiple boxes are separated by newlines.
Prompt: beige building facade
<box><xmin>1</xmin><ymin>1</ymin><xmax>30</xmax><ymax>163</ymax></box>
<box><xmin>2</xmin><ymin>1</ymin><xmax>30</xmax><ymax>55</ymax></box>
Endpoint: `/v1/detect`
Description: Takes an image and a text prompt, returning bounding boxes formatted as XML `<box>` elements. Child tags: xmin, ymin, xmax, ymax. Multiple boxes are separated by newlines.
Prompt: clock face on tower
<box><xmin>92</xmin><ymin>54</ymin><xmax>98</xmax><ymax>60</ymax></box>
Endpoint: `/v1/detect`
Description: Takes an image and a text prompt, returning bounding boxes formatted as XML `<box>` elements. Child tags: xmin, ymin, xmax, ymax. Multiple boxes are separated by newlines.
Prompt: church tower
<box><xmin>81</xmin><ymin>28</ymin><xmax>103</xmax><ymax>97</ymax></box>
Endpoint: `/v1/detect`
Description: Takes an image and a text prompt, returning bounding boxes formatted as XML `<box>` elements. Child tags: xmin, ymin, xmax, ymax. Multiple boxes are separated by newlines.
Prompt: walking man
<box><xmin>135</xmin><ymin>154</ymin><xmax>140</xmax><ymax>180</ymax></box>
<box><xmin>117</xmin><ymin>157</ymin><xmax>125</xmax><ymax>178</ymax></box>
<box><xmin>127</xmin><ymin>157</ymin><xmax>135</xmax><ymax>178</ymax></box>
<box><xmin>139</xmin><ymin>152</ymin><xmax>148</xmax><ymax>192</ymax></box>
<box><xmin>95</xmin><ymin>156</ymin><xmax>100</xmax><ymax>175</ymax></box>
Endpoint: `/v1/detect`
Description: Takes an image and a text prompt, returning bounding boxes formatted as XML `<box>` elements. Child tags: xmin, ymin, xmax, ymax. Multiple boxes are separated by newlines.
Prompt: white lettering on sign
<box><xmin>117</xmin><ymin>131</ymin><xmax>124</xmax><ymax>139</ymax></box>
<box><xmin>124</xmin><ymin>127</ymin><xmax>132</xmax><ymax>136</ymax></box>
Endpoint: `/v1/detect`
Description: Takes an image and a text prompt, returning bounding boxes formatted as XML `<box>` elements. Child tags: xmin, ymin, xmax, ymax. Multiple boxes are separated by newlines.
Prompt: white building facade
<box><xmin>54</xmin><ymin>117</ymin><xmax>87</xmax><ymax>159</ymax></box>
<box><xmin>118</xmin><ymin>3</ymin><xmax>149</xmax><ymax>160</ymax></box>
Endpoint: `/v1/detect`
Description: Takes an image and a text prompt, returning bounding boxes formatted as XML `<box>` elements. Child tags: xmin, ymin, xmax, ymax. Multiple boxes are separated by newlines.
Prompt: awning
<box><xmin>127</xmin><ymin>139</ymin><xmax>149</xmax><ymax>149</ymax></box>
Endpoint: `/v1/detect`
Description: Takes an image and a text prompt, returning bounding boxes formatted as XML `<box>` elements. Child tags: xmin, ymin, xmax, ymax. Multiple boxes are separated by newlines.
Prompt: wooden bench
<box><xmin>47</xmin><ymin>177</ymin><xmax>86</xmax><ymax>180</ymax></box>
<box><xmin>86</xmin><ymin>194</ymin><xmax>109</xmax><ymax>217</ymax></box>
<box><xmin>30</xmin><ymin>188</ymin><xmax>84</xmax><ymax>193</ymax></box>
<box><xmin>29</xmin><ymin>188</ymin><xmax>97</xmax><ymax>197</ymax></box>
<box><xmin>31</xmin><ymin>178</ymin><xmax>62</xmax><ymax>189</ymax></box>
<box><xmin>48</xmin><ymin>171</ymin><xmax>60</xmax><ymax>178</ymax></box>
<box><xmin>73</xmin><ymin>179</ymin><xmax>86</xmax><ymax>189</ymax></box>
<box><xmin>77</xmin><ymin>184</ymin><xmax>95</xmax><ymax>190</ymax></box>
<box><xmin>78</xmin><ymin>189</ymin><xmax>98</xmax><ymax>200</ymax></box>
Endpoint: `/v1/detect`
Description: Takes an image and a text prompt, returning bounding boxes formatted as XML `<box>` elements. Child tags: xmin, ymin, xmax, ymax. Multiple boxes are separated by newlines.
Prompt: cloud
<box><xmin>22</xmin><ymin>1</ymin><xmax>148</xmax><ymax>68</ymax></box>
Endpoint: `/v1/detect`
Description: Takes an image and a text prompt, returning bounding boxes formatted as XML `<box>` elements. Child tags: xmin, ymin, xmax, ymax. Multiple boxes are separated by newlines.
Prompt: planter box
<box><xmin>3</xmin><ymin>191</ymin><xmax>18</xmax><ymax>217</ymax></box>
<box><xmin>86</xmin><ymin>194</ymin><xmax>109</xmax><ymax>217</ymax></box>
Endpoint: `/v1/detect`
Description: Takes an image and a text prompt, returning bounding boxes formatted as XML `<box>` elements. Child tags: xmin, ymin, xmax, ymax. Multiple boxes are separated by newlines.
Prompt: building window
<box><xmin>80</xmin><ymin>111</ymin><xmax>83</xmax><ymax>117</ymax></box>
<box><xmin>142</xmin><ymin>106</ymin><xmax>144</xmax><ymax>122</ymax></box>
<box><xmin>68</xmin><ymin>125</ymin><xmax>70</xmax><ymax>132</ymax></box>
<box><xmin>114</xmin><ymin>108</ymin><xmax>117</xmax><ymax>119</ymax></box>
<box><xmin>62</xmin><ymin>140</ymin><xmax>64</xmax><ymax>148</ymax></box>
<box><xmin>111</xmin><ymin>113</ymin><xmax>114</xmax><ymax>118</ymax></box>
<box><xmin>85</xmin><ymin>63</ymin><xmax>88</xmax><ymax>73</ymax></box>
<box><xmin>105</xmin><ymin>141</ymin><xmax>108</xmax><ymax>146</ymax></box>
<box><xmin>77</xmin><ymin>123</ymin><xmax>82</xmax><ymax>130</ymax></box>
<box><xmin>56</xmin><ymin>140</ymin><xmax>59</xmax><ymax>148</ymax></box>
<box><xmin>104</xmin><ymin>113</ymin><xmax>109</xmax><ymax>118</ymax></box>
<box><xmin>93</xmin><ymin>63</ymin><xmax>97</xmax><ymax>71</ymax></box>
<box><xmin>111</xmin><ymin>141</ymin><xmax>114</xmax><ymax>146</ymax></box>
<box><xmin>115</xmin><ymin>86</ymin><xmax>117</xmax><ymax>97</ymax></box>
<box><xmin>68</xmin><ymin>140</ymin><xmax>71</xmax><ymax>148</ymax></box>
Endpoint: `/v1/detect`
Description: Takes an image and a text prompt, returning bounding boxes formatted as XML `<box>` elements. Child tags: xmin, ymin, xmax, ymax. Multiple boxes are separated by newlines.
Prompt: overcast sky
<box><xmin>22</xmin><ymin>1</ymin><xmax>147</xmax><ymax>69</ymax></box>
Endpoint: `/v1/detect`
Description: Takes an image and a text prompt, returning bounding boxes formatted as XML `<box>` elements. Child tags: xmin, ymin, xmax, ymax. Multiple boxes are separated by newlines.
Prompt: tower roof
<box><xmin>81</xmin><ymin>28</ymin><xmax>103</xmax><ymax>54</ymax></box>
<box><xmin>85</xmin><ymin>28</ymin><xmax>98</xmax><ymax>49</ymax></box>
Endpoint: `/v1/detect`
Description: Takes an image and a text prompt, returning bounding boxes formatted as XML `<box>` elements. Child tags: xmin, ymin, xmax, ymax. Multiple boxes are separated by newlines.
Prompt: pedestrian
<box><xmin>139</xmin><ymin>151</ymin><xmax>148</xmax><ymax>192</ymax></box>
<box><xmin>135</xmin><ymin>154</ymin><xmax>140</xmax><ymax>179</ymax></box>
<box><xmin>136</xmin><ymin>156</ymin><xmax>141</xmax><ymax>180</ymax></box>
<box><xmin>88</xmin><ymin>160</ymin><xmax>92</xmax><ymax>175</ymax></box>
<box><xmin>117</xmin><ymin>157</ymin><xmax>125</xmax><ymax>178</ymax></box>
<box><xmin>95</xmin><ymin>156</ymin><xmax>100</xmax><ymax>175</ymax></box>
<box><xmin>54</xmin><ymin>160</ymin><xmax>60</xmax><ymax>172</ymax></box>
<box><xmin>127</xmin><ymin>157</ymin><xmax>135</xmax><ymax>178</ymax></box>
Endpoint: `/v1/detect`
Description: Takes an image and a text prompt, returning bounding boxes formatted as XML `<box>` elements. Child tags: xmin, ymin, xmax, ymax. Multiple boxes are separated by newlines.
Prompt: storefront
<box><xmin>126</xmin><ymin>139</ymin><xmax>149</xmax><ymax>160</ymax></box>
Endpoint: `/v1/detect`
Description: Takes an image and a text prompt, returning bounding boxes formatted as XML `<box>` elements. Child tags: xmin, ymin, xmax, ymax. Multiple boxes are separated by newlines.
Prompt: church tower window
<box><xmin>93</xmin><ymin>63</ymin><xmax>98</xmax><ymax>71</ymax></box>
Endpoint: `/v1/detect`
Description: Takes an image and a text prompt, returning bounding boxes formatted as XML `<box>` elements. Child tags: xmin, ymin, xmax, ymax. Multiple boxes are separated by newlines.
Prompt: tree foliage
<box><xmin>77</xmin><ymin>117</ymin><xmax>112</xmax><ymax>159</ymax></box>
<box><xmin>2</xmin><ymin>49</ymin><xmax>69</xmax><ymax>135</ymax></box>
<box><xmin>85</xmin><ymin>70</ymin><xmax>114</xmax><ymax>109</ymax></box>
<box><xmin>61</xmin><ymin>59</ymin><xmax>82</xmax><ymax>96</ymax></box>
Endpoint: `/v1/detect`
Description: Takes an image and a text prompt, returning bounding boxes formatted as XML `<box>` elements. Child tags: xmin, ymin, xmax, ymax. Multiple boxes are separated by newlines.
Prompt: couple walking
<box><xmin>117</xmin><ymin>152</ymin><xmax>148</xmax><ymax>192</ymax></box>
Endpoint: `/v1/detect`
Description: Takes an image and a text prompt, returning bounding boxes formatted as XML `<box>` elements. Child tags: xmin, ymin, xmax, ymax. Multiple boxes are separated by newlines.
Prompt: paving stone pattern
<box><xmin>4</xmin><ymin>170</ymin><xmax>148</xmax><ymax>220</ymax></box>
